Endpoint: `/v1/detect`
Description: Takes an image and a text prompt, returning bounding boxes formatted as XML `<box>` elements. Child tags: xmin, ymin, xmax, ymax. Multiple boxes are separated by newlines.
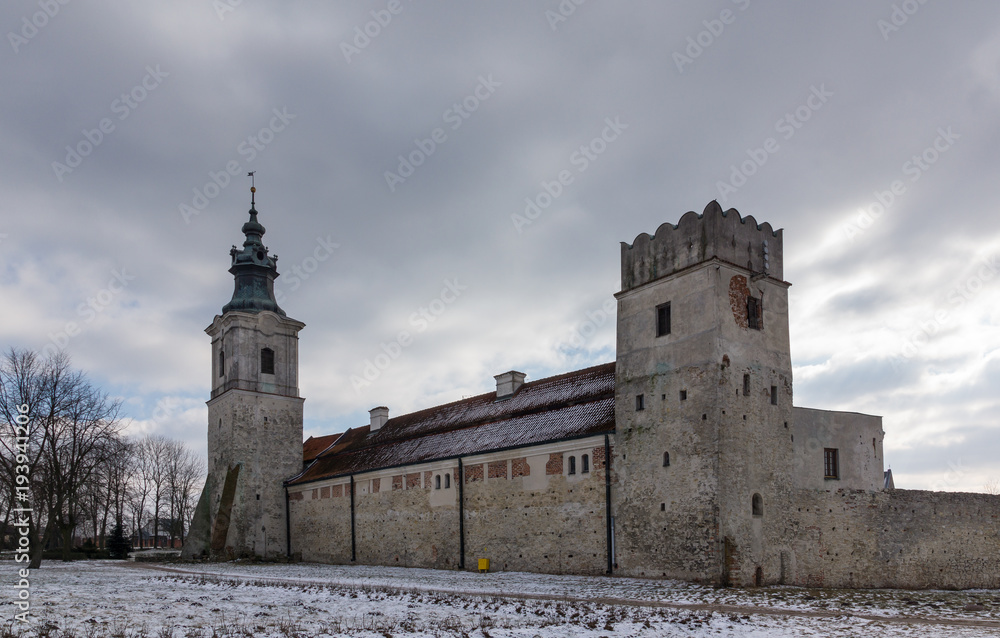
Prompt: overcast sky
<box><xmin>3</xmin><ymin>1</ymin><xmax>999</xmax><ymax>492</ymax></box>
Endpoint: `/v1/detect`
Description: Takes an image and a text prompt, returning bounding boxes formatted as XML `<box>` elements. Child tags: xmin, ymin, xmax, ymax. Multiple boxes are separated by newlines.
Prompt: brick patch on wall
<box><xmin>592</xmin><ymin>446</ymin><xmax>606</xmax><ymax>470</ymax></box>
<box><xmin>289</xmin><ymin>491</ymin><xmax>303</xmax><ymax>501</ymax></box>
<box><xmin>465</xmin><ymin>464</ymin><xmax>484</xmax><ymax>483</ymax></box>
<box><xmin>371</xmin><ymin>478</ymin><xmax>380</xmax><ymax>493</ymax></box>
<box><xmin>320</xmin><ymin>486</ymin><xmax>330</xmax><ymax>499</ymax></box>
<box><xmin>392</xmin><ymin>475</ymin><xmax>403</xmax><ymax>491</ymax></box>
<box><xmin>729</xmin><ymin>274</ymin><xmax>751</xmax><ymax>330</ymax></box>
<box><xmin>332</xmin><ymin>484</ymin><xmax>342</xmax><ymax>498</ymax></box>
<box><xmin>511</xmin><ymin>457</ymin><xmax>529</xmax><ymax>477</ymax></box>
<box><xmin>406</xmin><ymin>472</ymin><xmax>421</xmax><ymax>489</ymax></box>
<box><xmin>424</xmin><ymin>471</ymin><xmax>433</xmax><ymax>489</ymax></box>
<box><xmin>488</xmin><ymin>460</ymin><xmax>507</xmax><ymax>479</ymax></box>
<box><xmin>546</xmin><ymin>453</ymin><xmax>564</xmax><ymax>475</ymax></box>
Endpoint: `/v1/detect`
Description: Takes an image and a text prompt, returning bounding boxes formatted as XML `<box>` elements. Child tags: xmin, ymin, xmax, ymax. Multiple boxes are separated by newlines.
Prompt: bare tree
<box><xmin>37</xmin><ymin>354</ymin><xmax>125</xmax><ymax>562</ymax></box>
<box><xmin>0</xmin><ymin>348</ymin><xmax>125</xmax><ymax>566</ymax></box>
<box><xmin>136</xmin><ymin>435</ymin><xmax>170</xmax><ymax>548</ymax></box>
<box><xmin>166</xmin><ymin>440</ymin><xmax>204</xmax><ymax>545</ymax></box>
<box><xmin>104</xmin><ymin>436</ymin><xmax>134</xmax><ymax>539</ymax></box>
<box><xmin>0</xmin><ymin>349</ymin><xmax>50</xmax><ymax>563</ymax></box>
<box><xmin>984</xmin><ymin>478</ymin><xmax>1000</xmax><ymax>495</ymax></box>
<box><xmin>78</xmin><ymin>434</ymin><xmax>132</xmax><ymax>549</ymax></box>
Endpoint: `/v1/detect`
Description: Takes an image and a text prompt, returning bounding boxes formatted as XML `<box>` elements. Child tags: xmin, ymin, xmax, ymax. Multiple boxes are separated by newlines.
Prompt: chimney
<box><xmin>494</xmin><ymin>371</ymin><xmax>526</xmax><ymax>400</ymax></box>
<box><xmin>369</xmin><ymin>406</ymin><xmax>389</xmax><ymax>431</ymax></box>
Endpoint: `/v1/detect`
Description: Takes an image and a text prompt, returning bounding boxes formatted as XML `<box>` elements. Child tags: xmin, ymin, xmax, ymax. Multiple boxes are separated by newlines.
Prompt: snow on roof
<box><xmin>290</xmin><ymin>362</ymin><xmax>615</xmax><ymax>485</ymax></box>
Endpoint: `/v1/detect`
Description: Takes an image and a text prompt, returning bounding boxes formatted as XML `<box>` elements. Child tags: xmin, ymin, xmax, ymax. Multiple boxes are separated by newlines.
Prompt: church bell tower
<box><xmin>183</xmin><ymin>180</ymin><xmax>304</xmax><ymax>559</ymax></box>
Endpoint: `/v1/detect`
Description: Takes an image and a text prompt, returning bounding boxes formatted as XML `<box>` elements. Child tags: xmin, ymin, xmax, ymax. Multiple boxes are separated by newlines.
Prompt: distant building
<box><xmin>134</xmin><ymin>518</ymin><xmax>182</xmax><ymax>549</ymax></box>
<box><xmin>184</xmin><ymin>199</ymin><xmax>1000</xmax><ymax>589</ymax></box>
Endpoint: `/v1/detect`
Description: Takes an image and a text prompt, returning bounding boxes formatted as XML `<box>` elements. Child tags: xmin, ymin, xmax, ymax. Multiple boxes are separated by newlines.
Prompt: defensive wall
<box><xmin>289</xmin><ymin>435</ymin><xmax>613</xmax><ymax>575</ymax></box>
<box><xmin>787</xmin><ymin>488</ymin><xmax>1000</xmax><ymax>589</ymax></box>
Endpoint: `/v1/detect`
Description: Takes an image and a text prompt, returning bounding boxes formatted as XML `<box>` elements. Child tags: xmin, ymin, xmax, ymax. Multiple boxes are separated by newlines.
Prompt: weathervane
<box><xmin>248</xmin><ymin>171</ymin><xmax>256</xmax><ymax>207</ymax></box>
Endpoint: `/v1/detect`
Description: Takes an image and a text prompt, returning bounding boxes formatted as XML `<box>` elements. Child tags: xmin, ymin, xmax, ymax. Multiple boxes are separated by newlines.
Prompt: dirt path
<box><xmin>122</xmin><ymin>562</ymin><xmax>1000</xmax><ymax>630</ymax></box>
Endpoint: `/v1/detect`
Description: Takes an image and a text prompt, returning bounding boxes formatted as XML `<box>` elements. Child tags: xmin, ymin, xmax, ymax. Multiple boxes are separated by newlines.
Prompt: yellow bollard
<box><xmin>478</xmin><ymin>558</ymin><xmax>490</xmax><ymax>573</ymax></box>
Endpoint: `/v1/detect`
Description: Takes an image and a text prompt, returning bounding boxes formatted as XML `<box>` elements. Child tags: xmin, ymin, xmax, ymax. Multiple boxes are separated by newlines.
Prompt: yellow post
<box><xmin>478</xmin><ymin>558</ymin><xmax>490</xmax><ymax>573</ymax></box>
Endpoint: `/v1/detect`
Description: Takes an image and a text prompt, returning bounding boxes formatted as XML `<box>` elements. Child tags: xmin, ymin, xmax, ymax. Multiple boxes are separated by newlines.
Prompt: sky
<box><xmin>2</xmin><ymin>1</ymin><xmax>999</xmax><ymax>493</ymax></box>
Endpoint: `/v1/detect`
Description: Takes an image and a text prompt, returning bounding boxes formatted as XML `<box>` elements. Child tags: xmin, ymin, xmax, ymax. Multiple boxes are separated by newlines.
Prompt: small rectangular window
<box><xmin>770</xmin><ymin>385</ymin><xmax>778</xmax><ymax>405</ymax></box>
<box><xmin>679</xmin><ymin>390</ymin><xmax>687</xmax><ymax>401</ymax></box>
<box><xmin>581</xmin><ymin>454</ymin><xmax>590</xmax><ymax>473</ymax></box>
<box><xmin>656</xmin><ymin>302</ymin><xmax>671</xmax><ymax>337</ymax></box>
<box><xmin>635</xmin><ymin>394</ymin><xmax>645</xmax><ymax>411</ymax></box>
<box><xmin>824</xmin><ymin>448</ymin><xmax>840</xmax><ymax>479</ymax></box>
<box><xmin>743</xmin><ymin>374</ymin><xmax>750</xmax><ymax>397</ymax></box>
<box><xmin>747</xmin><ymin>297</ymin><xmax>762</xmax><ymax>330</ymax></box>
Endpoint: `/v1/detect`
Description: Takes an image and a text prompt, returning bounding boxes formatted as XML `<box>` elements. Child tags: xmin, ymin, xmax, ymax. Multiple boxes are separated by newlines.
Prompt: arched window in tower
<box><xmin>581</xmin><ymin>454</ymin><xmax>590</xmax><ymax>473</ymax></box>
<box><xmin>752</xmin><ymin>493</ymin><xmax>763</xmax><ymax>517</ymax></box>
<box><xmin>663</xmin><ymin>451</ymin><xmax>670</xmax><ymax>467</ymax></box>
<box><xmin>219</xmin><ymin>349</ymin><xmax>224</xmax><ymax>377</ymax></box>
<box><xmin>261</xmin><ymin>348</ymin><xmax>275</xmax><ymax>375</ymax></box>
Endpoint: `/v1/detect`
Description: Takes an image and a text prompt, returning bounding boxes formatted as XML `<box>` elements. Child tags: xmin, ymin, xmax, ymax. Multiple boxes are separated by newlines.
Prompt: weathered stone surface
<box><xmin>201</xmin><ymin>309</ymin><xmax>305</xmax><ymax>560</ymax></box>
<box><xmin>289</xmin><ymin>439</ymin><xmax>611</xmax><ymax>575</ymax></box>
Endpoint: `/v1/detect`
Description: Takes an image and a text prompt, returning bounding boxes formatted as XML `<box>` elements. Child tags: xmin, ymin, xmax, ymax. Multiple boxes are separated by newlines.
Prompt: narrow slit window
<box><xmin>679</xmin><ymin>390</ymin><xmax>687</xmax><ymax>401</ymax></box>
<box><xmin>656</xmin><ymin>302</ymin><xmax>671</xmax><ymax>337</ymax></box>
<box><xmin>581</xmin><ymin>454</ymin><xmax>590</xmax><ymax>473</ymax></box>
<box><xmin>747</xmin><ymin>296</ymin><xmax>763</xmax><ymax>330</ymax></box>
<box><xmin>824</xmin><ymin>448</ymin><xmax>840</xmax><ymax>479</ymax></box>
<box><xmin>435</xmin><ymin>475</ymin><xmax>441</xmax><ymax>490</ymax></box>
<box><xmin>743</xmin><ymin>374</ymin><xmax>750</xmax><ymax>396</ymax></box>
<box><xmin>444</xmin><ymin>473</ymin><xmax>451</xmax><ymax>489</ymax></box>
<box><xmin>568</xmin><ymin>456</ymin><xmax>577</xmax><ymax>475</ymax></box>
<box><xmin>752</xmin><ymin>493</ymin><xmax>763</xmax><ymax>517</ymax></box>
<box><xmin>635</xmin><ymin>394</ymin><xmax>645</xmax><ymax>411</ymax></box>
<box><xmin>663</xmin><ymin>451</ymin><xmax>670</xmax><ymax>467</ymax></box>
<box><xmin>218</xmin><ymin>349</ymin><xmax>225</xmax><ymax>377</ymax></box>
<box><xmin>770</xmin><ymin>385</ymin><xmax>778</xmax><ymax>405</ymax></box>
<box><xmin>261</xmin><ymin>348</ymin><xmax>275</xmax><ymax>375</ymax></box>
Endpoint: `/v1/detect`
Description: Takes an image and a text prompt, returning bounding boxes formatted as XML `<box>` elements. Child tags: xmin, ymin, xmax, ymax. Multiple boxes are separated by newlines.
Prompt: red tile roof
<box><xmin>302</xmin><ymin>434</ymin><xmax>341</xmax><ymax>463</ymax></box>
<box><xmin>289</xmin><ymin>362</ymin><xmax>615</xmax><ymax>486</ymax></box>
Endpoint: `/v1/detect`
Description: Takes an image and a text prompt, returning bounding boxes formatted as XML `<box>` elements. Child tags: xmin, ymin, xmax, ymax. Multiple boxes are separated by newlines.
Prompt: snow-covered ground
<box><xmin>3</xmin><ymin>559</ymin><xmax>999</xmax><ymax>637</ymax></box>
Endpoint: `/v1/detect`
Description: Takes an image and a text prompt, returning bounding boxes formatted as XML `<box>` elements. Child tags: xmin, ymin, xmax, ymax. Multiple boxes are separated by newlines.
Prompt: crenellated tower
<box><xmin>612</xmin><ymin>201</ymin><xmax>794</xmax><ymax>585</ymax></box>
<box><xmin>183</xmin><ymin>184</ymin><xmax>304</xmax><ymax>560</ymax></box>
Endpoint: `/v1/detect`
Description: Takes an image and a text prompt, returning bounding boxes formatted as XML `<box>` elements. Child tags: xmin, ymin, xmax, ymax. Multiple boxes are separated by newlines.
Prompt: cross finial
<box><xmin>247</xmin><ymin>171</ymin><xmax>256</xmax><ymax>207</ymax></box>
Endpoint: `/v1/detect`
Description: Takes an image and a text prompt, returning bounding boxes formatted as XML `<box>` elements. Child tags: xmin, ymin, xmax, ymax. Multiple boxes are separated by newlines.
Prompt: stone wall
<box><xmin>288</xmin><ymin>477</ymin><xmax>352</xmax><ymax>563</ymax></box>
<box><xmin>792</xmin><ymin>407</ymin><xmax>884</xmax><ymax>491</ymax></box>
<box><xmin>205</xmin><ymin>389</ymin><xmax>303</xmax><ymax>559</ymax></box>
<box><xmin>288</xmin><ymin>436</ymin><xmax>611</xmax><ymax>574</ymax></box>
<box><xmin>786</xmin><ymin>488</ymin><xmax>1000</xmax><ymax>589</ymax></box>
<box><xmin>620</xmin><ymin>202</ymin><xmax>783</xmax><ymax>292</ymax></box>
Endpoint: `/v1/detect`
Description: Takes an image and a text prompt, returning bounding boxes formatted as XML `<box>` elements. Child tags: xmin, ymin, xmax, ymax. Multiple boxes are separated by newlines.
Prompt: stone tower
<box><xmin>612</xmin><ymin>201</ymin><xmax>794</xmax><ymax>586</ymax></box>
<box><xmin>183</xmin><ymin>190</ymin><xmax>304</xmax><ymax>560</ymax></box>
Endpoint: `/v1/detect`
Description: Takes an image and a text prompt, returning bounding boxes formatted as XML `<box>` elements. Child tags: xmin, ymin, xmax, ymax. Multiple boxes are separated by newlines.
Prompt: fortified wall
<box><xmin>288</xmin><ymin>437</ymin><xmax>612</xmax><ymax>574</ymax></box>
<box><xmin>788</xmin><ymin>488</ymin><xmax>1000</xmax><ymax>589</ymax></box>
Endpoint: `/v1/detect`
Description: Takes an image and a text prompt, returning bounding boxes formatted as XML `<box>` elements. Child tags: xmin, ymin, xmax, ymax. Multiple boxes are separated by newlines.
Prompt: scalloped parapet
<box><xmin>620</xmin><ymin>201</ymin><xmax>783</xmax><ymax>292</ymax></box>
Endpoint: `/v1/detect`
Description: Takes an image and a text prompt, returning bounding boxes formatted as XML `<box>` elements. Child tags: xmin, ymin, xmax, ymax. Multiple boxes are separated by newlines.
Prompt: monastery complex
<box><xmin>183</xmin><ymin>200</ymin><xmax>1000</xmax><ymax>589</ymax></box>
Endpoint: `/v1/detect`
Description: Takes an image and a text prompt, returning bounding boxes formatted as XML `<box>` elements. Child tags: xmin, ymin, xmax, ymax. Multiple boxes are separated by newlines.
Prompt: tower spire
<box><xmin>221</xmin><ymin>174</ymin><xmax>286</xmax><ymax>316</ymax></box>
